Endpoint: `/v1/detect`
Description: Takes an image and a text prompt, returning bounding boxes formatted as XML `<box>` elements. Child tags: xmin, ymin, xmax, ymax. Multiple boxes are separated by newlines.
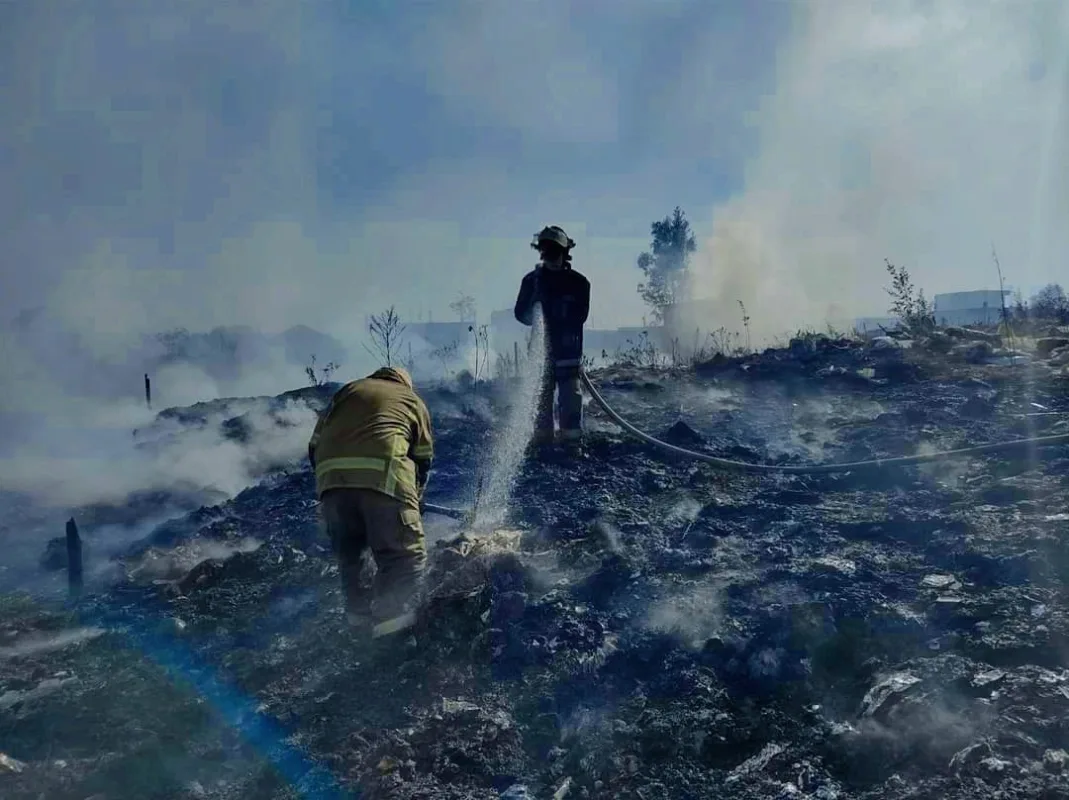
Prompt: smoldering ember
<box><xmin>4</xmin><ymin>325</ymin><xmax>1069</xmax><ymax>800</ymax></box>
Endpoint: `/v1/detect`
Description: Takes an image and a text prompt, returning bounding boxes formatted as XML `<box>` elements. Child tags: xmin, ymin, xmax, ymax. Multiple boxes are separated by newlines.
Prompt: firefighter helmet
<box><xmin>532</xmin><ymin>225</ymin><xmax>575</xmax><ymax>251</ymax></box>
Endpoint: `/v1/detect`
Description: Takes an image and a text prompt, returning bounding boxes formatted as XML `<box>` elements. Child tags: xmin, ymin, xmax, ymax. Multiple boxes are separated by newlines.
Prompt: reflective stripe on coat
<box><xmin>309</xmin><ymin>373</ymin><xmax>433</xmax><ymax>509</ymax></box>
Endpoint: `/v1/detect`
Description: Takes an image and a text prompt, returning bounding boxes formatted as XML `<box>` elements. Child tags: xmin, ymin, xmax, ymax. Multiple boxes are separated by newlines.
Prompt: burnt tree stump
<box><xmin>66</xmin><ymin>517</ymin><xmax>83</xmax><ymax>595</ymax></box>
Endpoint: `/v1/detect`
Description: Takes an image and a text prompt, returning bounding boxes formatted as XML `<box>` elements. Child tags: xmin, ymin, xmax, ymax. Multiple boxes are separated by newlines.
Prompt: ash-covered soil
<box><xmin>3</xmin><ymin>335</ymin><xmax>1069</xmax><ymax>799</ymax></box>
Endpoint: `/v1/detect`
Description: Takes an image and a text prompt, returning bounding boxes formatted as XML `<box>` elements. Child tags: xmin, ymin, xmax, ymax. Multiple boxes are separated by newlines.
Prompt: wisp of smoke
<box><xmin>643</xmin><ymin>581</ymin><xmax>725</xmax><ymax>648</ymax></box>
<box><xmin>0</xmin><ymin>626</ymin><xmax>107</xmax><ymax>661</ymax></box>
<box><xmin>687</xmin><ymin>0</ymin><xmax>1069</xmax><ymax>345</ymax></box>
<box><xmin>915</xmin><ymin>440</ymin><xmax>973</xmax><ymax>486</ymax></box>
<box><xmin>666</xmin><ymin>496</ymin><xmax>703</xmax><ymax>527</ymax></box>
<box><xmin>473</xmin><ymin>305</ymin><xmax>547</xmax><ymax>528</ymax></box>
<box><xmin>0</xmin><ymin>396</ymin><xmax>320</xmax><ymax>508</ymax></box>
<box><xmin>0</xmin><ymin>392</ymin><xmax>316</xmax><ymax>596</ymax></box>
<box><xmin>127</xmin><ymin>537</ymin><xmax>263</xmax><ymax>583</ymax></box>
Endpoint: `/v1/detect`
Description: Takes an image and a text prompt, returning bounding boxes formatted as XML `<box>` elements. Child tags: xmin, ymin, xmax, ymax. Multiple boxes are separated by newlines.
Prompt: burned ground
<box><xmin>2</xmin><ymin>338</ymin><xmax>1069</xmax><ymax>799</ymax></box>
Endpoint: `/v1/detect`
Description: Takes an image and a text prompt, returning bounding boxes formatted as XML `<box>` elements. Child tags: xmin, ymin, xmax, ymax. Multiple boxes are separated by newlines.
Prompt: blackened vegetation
<box><xmin>3</xmin><ymin>337</ymin><xmax>1069</xmax><ymax>799</ymax></box>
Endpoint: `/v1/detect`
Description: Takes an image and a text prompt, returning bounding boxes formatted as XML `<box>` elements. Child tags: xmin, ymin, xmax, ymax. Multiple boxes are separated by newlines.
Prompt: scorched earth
<box><xmin>2</xmin><ymin>334</ymin><xmax>1068</xmax><ymax>800</ymax></box>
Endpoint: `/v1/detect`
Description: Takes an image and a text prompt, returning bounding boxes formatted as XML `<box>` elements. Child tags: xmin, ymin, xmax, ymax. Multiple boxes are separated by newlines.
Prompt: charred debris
<box><xmin>4</xmin><ymin>328</ymin><xmax>1069</xmax><ymax>799</ymax></box>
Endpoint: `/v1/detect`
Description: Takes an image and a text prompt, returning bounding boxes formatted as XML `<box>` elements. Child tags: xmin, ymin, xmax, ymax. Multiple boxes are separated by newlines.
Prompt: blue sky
<box><xmin>2</xmin><ymin>0</ymin><xmax>1067</xmax><ymax>353</ymax></box>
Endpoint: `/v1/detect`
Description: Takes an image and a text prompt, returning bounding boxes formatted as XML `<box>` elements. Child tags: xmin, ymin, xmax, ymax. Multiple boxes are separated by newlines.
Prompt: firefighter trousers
<box><xmin>535</xmin><ymin>362</ymin><xmax>583</xmax><ymax>442</ymax></box>
<box><xmin>319</xmin><ymin>487</ymin><xmax>427</xmax><ymax>636</ymax></box>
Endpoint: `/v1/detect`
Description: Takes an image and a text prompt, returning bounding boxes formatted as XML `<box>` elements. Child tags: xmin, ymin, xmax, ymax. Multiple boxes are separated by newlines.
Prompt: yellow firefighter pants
<box><xmin>319</xmin><ymin>487</ymin><xmax>427</xmax><ymax>634</ymax></box>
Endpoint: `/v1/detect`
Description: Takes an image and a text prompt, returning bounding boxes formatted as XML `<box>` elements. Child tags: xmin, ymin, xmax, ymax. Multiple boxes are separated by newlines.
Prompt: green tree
<box><xmin>636</xmin><ymin>206</ymin><xmax>697</xmax><ymax>323</ymax></box>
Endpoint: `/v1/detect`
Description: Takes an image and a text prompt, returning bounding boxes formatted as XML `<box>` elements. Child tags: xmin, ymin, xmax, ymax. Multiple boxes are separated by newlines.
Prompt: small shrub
<box><xmin>305</xmin><ymin>354</ymin><xmax>339</xmax><ymax>387</ymax></box>
<box><xmin>884</xmin><ymin>259</ymin><xmax>935</xmax><ymax>334</ymax></box>
<box><xmin>613</xmin><ymin>331</ymin><xmax>662</xmax><ymax>369</ymax></box>
<box><xmin>365</xmin><ymin>306</ymin><xmax>406</xmax><ymax>367</ymax></box>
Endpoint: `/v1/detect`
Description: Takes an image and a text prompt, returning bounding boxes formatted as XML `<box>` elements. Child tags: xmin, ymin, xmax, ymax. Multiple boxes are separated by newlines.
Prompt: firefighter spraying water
<box><xmin>513</xmin><ymin>226</ymin><xmax>591</xmax><ymax>449</ymax></box>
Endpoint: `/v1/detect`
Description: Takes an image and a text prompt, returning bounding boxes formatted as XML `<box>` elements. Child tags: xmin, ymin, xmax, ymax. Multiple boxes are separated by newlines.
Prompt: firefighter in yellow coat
<box><xmin>308</xmin><ymin>366</ymin><xmax>434</xmax><ymax>640</ymax></box>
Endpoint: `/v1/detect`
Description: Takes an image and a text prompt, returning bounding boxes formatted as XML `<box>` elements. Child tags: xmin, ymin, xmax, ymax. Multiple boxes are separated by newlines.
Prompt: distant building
<box><xmin>662</xmin><ymin>298</ymin><xmax>721</xmax><ymax>335</ymax></box>
<box><xmin>586</xmin><ymin>326</ymin><xmax>664</xmax><ymax>357</ymax></box>
<box><xmin>932</xmin><ymin>290</ymin><xmax>1011</xmax><ymax>327</ymax></box>
<box><xmin>489</xmin><ymin>308</ymin><xmax>670</xmax><ymax>362</ymax></box>
<box><xmin>490</xmin><ymin>309</ymin><xmax>529</xmax><ymax>355</ymax></box>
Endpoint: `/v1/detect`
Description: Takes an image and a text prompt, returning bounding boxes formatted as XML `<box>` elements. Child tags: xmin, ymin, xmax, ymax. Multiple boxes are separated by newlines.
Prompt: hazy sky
<box><xmin>2</xmin><ymin>0</ymin><xmax>1068</xmax><ymax>350</ymax></box>
<box><xmin>1</xmin><ymin>0</ymin><xmax>1068</xmax><ymax>511</ymax></box>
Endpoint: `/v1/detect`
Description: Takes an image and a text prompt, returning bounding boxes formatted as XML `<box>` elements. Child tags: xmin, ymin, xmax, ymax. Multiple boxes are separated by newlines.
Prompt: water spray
<box><xmin>469</xmin><ymin>304</ymin><xmax>548</xmax><ymax>529</ymax></box>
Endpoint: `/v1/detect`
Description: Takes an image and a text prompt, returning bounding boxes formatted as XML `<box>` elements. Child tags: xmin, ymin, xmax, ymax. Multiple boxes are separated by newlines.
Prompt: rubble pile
<box><xmin>2</xmin><ymin>336</ymin><xmax>1069</xmax><ymax>799</ymax></box>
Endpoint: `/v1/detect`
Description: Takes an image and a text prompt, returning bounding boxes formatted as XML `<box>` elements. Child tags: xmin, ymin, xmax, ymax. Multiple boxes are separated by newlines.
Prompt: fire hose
<box><xmin>422</xmin><ymin>502</ymin><xmax>470</xmax><ymax>521</ymax></box>
<box><xmin>578</xmin><ymin>368</ymin><xmax>1069</xmax><ymax>475</ymax></box>
<box><xmin>418</xmin><ymin>370</ymin><xmax>1069</xmax><ymax>520</ymax></box>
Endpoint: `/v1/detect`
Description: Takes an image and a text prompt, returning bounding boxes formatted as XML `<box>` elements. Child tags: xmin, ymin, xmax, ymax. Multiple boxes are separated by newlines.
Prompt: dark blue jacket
<box><xmin>514</xmin><ymin>266</ymin><xmax>590</xmax><ymax>365</ymax></box>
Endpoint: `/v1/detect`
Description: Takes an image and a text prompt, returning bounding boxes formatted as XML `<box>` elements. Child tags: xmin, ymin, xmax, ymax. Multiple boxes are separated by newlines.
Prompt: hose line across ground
<box><xmin>579</xmin><ymin>368</ymin><xmax>1069</xmax><ymax>475</ymax></box>
<box><xmin>422</xmin><ymin>502</ymin><xmax>469</xmax><ymax>521</ymax></box>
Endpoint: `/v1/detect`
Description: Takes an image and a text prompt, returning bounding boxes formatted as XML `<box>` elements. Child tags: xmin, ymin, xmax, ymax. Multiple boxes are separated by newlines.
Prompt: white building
<box><xmin>490</xmin><ymin>308</ymin><xmax>529</xmax><ymax>355</ymax></box>
<box><xmin>586</xmin><ymin>326</ymin><xmax>668</xmax><ymax>358</ymax></box>
<box><xmin>662</xmin><ymin>298</ymin><xmax>720</xmax><ymax>336</ymax></box>
<box><xmin>490</xmin><ymin>307</ymin><xmax>671</xmax><ymax>364</ymax></box>
<box><xmin>933</xmin><ymin>290</ymin><xmax>1011</xmax><ymax>327</ymax></box>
